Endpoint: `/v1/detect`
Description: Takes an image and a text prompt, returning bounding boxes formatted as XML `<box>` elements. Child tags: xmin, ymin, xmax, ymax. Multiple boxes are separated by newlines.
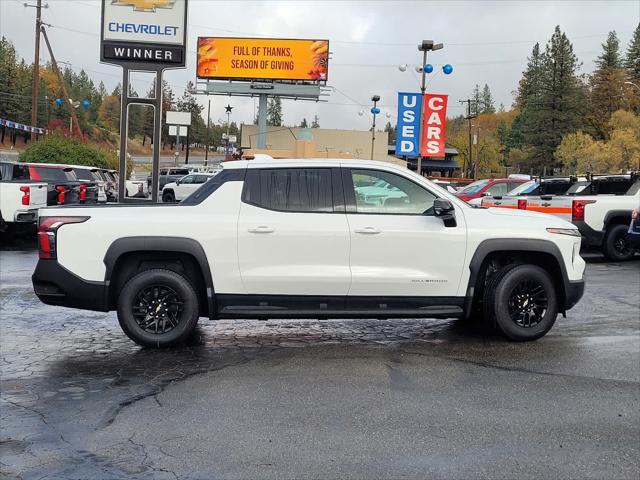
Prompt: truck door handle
<box><xmin>354</xmin><ymin>227</ymin><xmax>381</xmax><ymax>234</ymax></box>
<box><xmin>248</xmin><ymin>225</ymin><xmax>274</xmax><ymax>234</ymax></box>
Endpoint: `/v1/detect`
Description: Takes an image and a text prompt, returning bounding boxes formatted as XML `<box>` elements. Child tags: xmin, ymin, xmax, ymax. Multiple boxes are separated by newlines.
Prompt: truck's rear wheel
<box><xmin>602</xmin><ymin>224</ymin><xmax>635</xmax><ymax>261</ymax></box>
<box><xmin>117</xmin><ymin>269</ymin><xmax>199</xmax><ymax>348</ymax></box>
<box><xmin>484</xmin><ymin>264</ymin><xmax>558</xmax><ymax>341</ymax></box>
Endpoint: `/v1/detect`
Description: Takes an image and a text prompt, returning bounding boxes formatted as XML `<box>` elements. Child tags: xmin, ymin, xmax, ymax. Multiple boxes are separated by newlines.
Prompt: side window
<box><xmin>159</xmin><ymin>169</ymin><xmax>167</xmax><ymax>176</ymax></box>
<box><xmin>350</xmin><ymin>169</ymin><xmax>437</xmax><ymax>214</ymax></box>
<box><xmin>180</xmin><ymin>175</ymin><xmax>194</xmax><ymax>184</ymax></box>
<box><xmin>243</xmin><ymin>168</ymin><xmax>333</xmax><ymax>213</ymax></box>
<box><xmin>485</xmin><ymin>182</ymin><xmax>509</xmax><ymax>196</ymax></box>
<box><xmin>195</xmin><ymin>175</ymin><xmax>208</xmax><ymax>184</ymax></box>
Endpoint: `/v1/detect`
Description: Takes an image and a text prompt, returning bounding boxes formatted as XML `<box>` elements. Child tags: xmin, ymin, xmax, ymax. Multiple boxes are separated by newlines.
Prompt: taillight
<box><xmin>517</xmin><ymin>199</ymin><xmax>527</xmax><ymax>210</ymax></box>
<box><xmin>79</xmin><ymin>183</ymin><xmax>87</xmax><ymax>203</ymax></box>
<box><xmin>20</xmin><ymin>186</ymin><xmax>30</xmax><ymax>206</ymax></box>
<box><xmin>572</xmin><ymin>199</ymin><xmax>596</xmax><ymax>221</ymax></box>
<box><xmin>56</xmin><ymin>186</ymin><xmax>66</xmax><ymax>205</ymax></box>
<box><xmin>38</xmin><ymin>216</ymin><xmax>89</xmax><ymax>259</ymax></box>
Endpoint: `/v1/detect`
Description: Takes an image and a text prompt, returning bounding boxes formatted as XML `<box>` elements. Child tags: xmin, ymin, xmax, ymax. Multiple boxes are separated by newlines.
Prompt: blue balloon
<box><xmin>55</xmin><ymin>98</ymin><xmax>62</xmax><ymax>106</ymax></box>
<box><xmin>443</xmin><ymin>64</ymin><xmax>453</xmax><ymax>75</ymax></box>
<box><xmin>424</xmin><ymin>64</ymin><xmax>434</xmax><ymax>74</ymax></box>
<box><xmin>82</xmin><ymin>100</ymin><xmax>90</xmax><ymax>108</ymax></box>
<box><xmin>370</xmin><ymin>107</ymin><xmax>381</xmax><ymax>115</ymax></box>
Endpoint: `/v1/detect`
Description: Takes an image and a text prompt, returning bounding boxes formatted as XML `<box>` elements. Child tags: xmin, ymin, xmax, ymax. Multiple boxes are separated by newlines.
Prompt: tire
<box><xmin>162</xmin><ymin>191</ymin><xmax>175</xmax><ymax>203</ymax></box>
<box><xmin>485</xmin><ymin>264</ymin><xmax>558</xmax><ymax>342</ymax></box>
<box><xmin>117</xmin><ymin>269</ymin><xmax>200</xmax><ymax>348</ymax></box>
<box><xmin>602</xmin><ymin>224</ymin><xmax>635</xmax><ymax>261</ymax></box>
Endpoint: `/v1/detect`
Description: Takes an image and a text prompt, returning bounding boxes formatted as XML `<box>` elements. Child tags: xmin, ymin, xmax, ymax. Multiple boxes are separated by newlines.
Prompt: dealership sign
<box><xmin>395</xmin><ymin>92</ymin><xmax>422</xmax><ymax>157</ymax></box>
<box><xmin>421</xmin><ymin>93</ymin><xmax>448</xmax><ymax>158</ymax></box>
<box><xmin>395</xmin><ymin>92</ymin><xmax>448</xmax><ymax>158</ymax></box>
<box><xmin>197</xmin><ymin>37</ymin><xmax>330</xmax><ymax>81</ymax></box>
<box><xmin>100</xmin><ymin>0</ymin><xmax>188</xmax><ymax>66</ymax></box>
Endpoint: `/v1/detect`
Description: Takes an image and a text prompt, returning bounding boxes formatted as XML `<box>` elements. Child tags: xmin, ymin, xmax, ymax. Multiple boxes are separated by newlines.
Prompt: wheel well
<box><xmin>605</xmin><ymin>216</ymin><xmax>630</xmax><ymax>228</ymax></box>
<box><xmin>473</xmin><ymin>250</ymin><xmax>566</xmax><ymax>311</ymax></box>
<box><xmin>108</xmin><ymin>251</ymin><xmax>208</xmax><ymax>316</ymax></box>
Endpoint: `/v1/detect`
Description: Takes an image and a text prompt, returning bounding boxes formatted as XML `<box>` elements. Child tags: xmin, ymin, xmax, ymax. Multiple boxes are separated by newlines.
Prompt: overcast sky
<box><xmin>1</xmin><ymin>0</ymin><xmax>638</xmax><ymax>130</ymax></box>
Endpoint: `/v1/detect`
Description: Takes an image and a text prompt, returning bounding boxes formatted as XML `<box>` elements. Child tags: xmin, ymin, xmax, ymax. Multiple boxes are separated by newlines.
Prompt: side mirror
<box><xmin>175</xmin><ymin>180</ymin><xmax>180</xmax><ymax>185</ymax></box>
<box><xmin>433</xmin><ymin>198</ymin><xmax>457</xmax><ymax>227</ymax></box>
<box><xmin>482</xmin><ymin>191</ymin><xmax>492</xmax><ymax>196</ymax></box>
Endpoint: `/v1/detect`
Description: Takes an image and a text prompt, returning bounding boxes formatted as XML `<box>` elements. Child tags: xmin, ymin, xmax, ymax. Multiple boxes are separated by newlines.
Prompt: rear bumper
<box><xmin>573</xmin><ymin>220</ymin><xmax>604</xmax><ymax>247</ymax></box>
<box><xmin>565</xmin><ymin>278</ymin><xmax>585</xmax><ymax>311</ymax></box>
<box><xmin>32</xmin><ymin>259</ymin><xmax>108</xmax><ymax>312</ymax></box>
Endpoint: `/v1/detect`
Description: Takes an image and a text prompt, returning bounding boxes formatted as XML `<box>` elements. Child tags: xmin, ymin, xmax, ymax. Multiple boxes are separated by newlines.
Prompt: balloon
<box><xmin>398</xmin><ymin>64</ymin><xmax>407</xmax><ymax>72</ymax></box>
<box><xmin>424</xmin><ymin>64</ymin><xmax>434</xmax><ymax>74</ymax></box>
<box><xmin>358</xmin><ymin>110</ymin><xmax>364</xmax><ymax>116</ymax></box>
<box><xmin>82</xmin><ymin>100</ymin><xmax>90</xmax><ymax>108</ymax></box>
<box><xmin>443</xmin><ymin>64</ymin><xmax>453</xmax><ymax>75</ymax></box>
<box><xmin>55</xmin><ymin>98</ymin><xmax>62</xmax><ymax>106</ymax></box>
<box><xmin>370</xmin><ymin>107</ymin><xmax>380</xmax><ymax>115</ymax></box>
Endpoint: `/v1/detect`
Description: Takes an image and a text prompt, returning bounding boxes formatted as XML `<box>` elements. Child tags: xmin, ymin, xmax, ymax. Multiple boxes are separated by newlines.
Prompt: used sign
<box><xmin>395</xmin><ymin>92</ymin><xmax>422</xmax><ymax>157</ymax></box>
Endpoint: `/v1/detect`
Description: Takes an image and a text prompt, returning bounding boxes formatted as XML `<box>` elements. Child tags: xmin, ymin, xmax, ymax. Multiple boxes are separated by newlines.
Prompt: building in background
<box><xmin>393</xmin><ymin>147</ymin><xmax>461</xmax><ymax>177</ymax></box>
<box><xmin>240</xmin><ymin>125</ymin><xmax>403</xmax><ymax>165</ymax></box>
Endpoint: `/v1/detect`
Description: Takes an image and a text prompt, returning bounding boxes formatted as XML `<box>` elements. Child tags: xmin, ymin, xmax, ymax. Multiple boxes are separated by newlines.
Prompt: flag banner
<box><xmin>420</xmin><ymin>93</ymin><xmax>448</xmax><ymax>158</ymax></box>
<box><xmin>395</xmin><ymin>92</ymin><xmax>422</xmax><ymax>157</ymax></box>
<box><xmin>0</xmin><ymin>118</ymin><xmax>46</xmax><ymax>135</ymax></box>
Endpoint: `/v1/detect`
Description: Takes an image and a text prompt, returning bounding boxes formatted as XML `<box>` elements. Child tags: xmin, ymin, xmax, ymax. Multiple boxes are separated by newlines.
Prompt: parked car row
<box><xmin>479</xmin><ymin>173</ymin><xmax>640</xmax><ymax>261</ymax></box>
<box><xmin>0</xmin><ymin>160</ymin><xmax>120</xmax><ymax>231</ymax></box>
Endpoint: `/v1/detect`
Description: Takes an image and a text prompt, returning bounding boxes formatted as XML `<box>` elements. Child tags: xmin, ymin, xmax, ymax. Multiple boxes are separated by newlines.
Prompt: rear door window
<box><xmin>72</xmin><ymin>168</ymin><xmax>94</xmax><ymax>182</ymax></box>
<box><xmin>242</xmin><ymin>168</ymin><xmax>334</xmax><ymax>213</ymax></box>
<box><xmin>32</xmin><ymin>166</ymin><xmax>75</xmax><ymax>181</ymax></box>
<box><xmin>485</xmin><ymin>182</ymin><xmax>509</xmax><ymax>196</ymax></box>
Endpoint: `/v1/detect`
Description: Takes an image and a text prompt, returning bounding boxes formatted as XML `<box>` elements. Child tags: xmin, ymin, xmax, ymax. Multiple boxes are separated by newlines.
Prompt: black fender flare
<box><xmin>465</xmin><ymin>238</ymin><xmax>571</xmax><ymax>315</ymax></box>
<box><xmin>603</xmin><ymin>210</ymin><xmax>632</xmax><ymax>230</ymax></box>
<box><xmin>103</xmin><ymin>236</ymin><xmax>215</xmax><ymax>318</ymax></box>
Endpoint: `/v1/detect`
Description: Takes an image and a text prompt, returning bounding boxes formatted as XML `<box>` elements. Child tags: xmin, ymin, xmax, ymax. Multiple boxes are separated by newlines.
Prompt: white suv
<box><xmin>161</xmin><ymin>173</ymin><xmax>215</xmax><ymax>203</ymax></box>
<box><xmin>32</xmin><ymin>158</ymin><xmax>585</xmax><ymax>347</ymax></box>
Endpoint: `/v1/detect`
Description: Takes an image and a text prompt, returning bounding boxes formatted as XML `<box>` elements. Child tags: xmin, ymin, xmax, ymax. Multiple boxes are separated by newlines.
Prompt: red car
<box><xmin>455</xmin><ymin>178</ymin><xmax>528</xmax><ymax>202</ymax></box>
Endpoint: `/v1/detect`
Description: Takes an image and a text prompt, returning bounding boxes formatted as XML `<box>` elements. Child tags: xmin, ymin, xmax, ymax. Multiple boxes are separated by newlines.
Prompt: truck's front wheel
<box><xmin>117</xmin><ymin>269</ymin><xmax>199</xmax><ymax>348</ymax></box>
<box><xmin>484</xmin><ymin>264</ymin><xmax>558</xmax><ymax>341</ymax></box>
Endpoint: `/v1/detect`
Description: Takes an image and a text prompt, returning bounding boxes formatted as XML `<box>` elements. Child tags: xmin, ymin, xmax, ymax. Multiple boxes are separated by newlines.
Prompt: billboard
<box><xmin>197</xmin><ymin>37</ymin><xmax>329</xmax><ymax>81</ymax></box>
<box><xmin>395</xmin><ymin>92</ymin><xmax>422</xmax><ymax>157</ymax></box>
<box><xmin>420</xmin><ymin>94</ymin><xmax>448</xmax><ymax>158</ymax></box>
<box><xmin>100</xmin><ymin>0</ymin><xmax>188</xmax><ymax>66</ymax></box>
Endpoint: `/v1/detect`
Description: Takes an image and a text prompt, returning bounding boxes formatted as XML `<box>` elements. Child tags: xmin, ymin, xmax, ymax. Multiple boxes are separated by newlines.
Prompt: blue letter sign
<box><xmin>395</xmin><ymin>92</ymin><xmax>422</xmax><ymax>157</ymax></box>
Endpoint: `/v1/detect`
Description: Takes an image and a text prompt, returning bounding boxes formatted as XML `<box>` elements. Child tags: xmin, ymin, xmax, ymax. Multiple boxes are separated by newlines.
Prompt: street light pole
<box><xmin>370</xmin><ymin>95</ymin><xmax>380</xmax><ymax>160</ymax></box>
<box><xmin>204</xmin><ymin>98</ymin><xmax>211</xmax><ymax>165</ymax></box>
<box><xmin>25</xmin><ymin>0</ymin><xmax>44</xmax><ymax>138</ymax></box>
<box><xmin>416</xmin><ymin>40</ymin><xmax>443</xmax><ymax>177</ymax></box>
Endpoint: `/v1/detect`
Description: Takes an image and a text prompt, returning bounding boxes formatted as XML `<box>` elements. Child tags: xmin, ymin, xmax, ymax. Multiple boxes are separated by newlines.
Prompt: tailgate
<box><xmin>525</xmin><ymin>197</ymin><xmax>572</xmax><ymax>220</ymax></box>
<box><xmin>481</xmin><ymin>197</ymin><xmax>520</xmax><ymax>209</ymax></box>
<box><xmin>29</xmin><ymin>183</ymin><xmax>48</xmax><ymax>208</ymax></box>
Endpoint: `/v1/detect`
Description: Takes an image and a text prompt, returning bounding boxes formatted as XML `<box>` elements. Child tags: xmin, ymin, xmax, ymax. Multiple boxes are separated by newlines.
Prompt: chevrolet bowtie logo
<box><xmin>111</xmin><ymin>0</ymin><xmax>176</xmax><ymax>12</ymax></box>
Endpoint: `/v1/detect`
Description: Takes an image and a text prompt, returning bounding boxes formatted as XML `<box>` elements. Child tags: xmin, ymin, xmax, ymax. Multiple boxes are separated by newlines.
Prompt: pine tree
<box><xmin>471</xmin><ymin>84</ymin><xmax>482</xmax><ymax>115</ymax></box>
<box><xmin>624</xmin><ymin>23</ymin><xmax>640</xmax><ymax>80</ymax></box>
<box><xmin>515</xmin><ymin>43</ymin><xmax>544</xmax><ymax>110</ymax></box>
<box><xmin>588</xmin><ymin>30</ymin><xmax>628</xmax><ymax>139</ymax></box>
<box><xmin>266</xmin><ymin>97</ymin><xmax>282</xmax><ymax>126</ymax></box>
<box><xmin>481</xmin><ymin>84</ymin><xmax>495</xmax><ymax>113</ymax></box>
<box><xmin>596</xmin><ymin>31</ymin><xmax>621</xmax><ymax>69</ymax></box>
<box><xmin>311</xmin><ymin>115</ymin><xmax>320</xmax><ymax>128</ymax></box>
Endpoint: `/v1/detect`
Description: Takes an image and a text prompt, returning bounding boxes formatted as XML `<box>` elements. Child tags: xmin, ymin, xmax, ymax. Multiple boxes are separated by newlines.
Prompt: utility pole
<box><xmin>40</xmin><ymin>26</ymin><xmax>82</xmax><ymax>139</ymax></box>
<box><xmin>26</xmin><ymin>0</ymin><xmax>44</xmax><ymax>137</ymax></box>
<box><xmin>459</xmin><ymin>98</ymin><xmax>476</xmax><ymax>178</ymax></box>
<box><xmin>204</xmin><ymin>98</ymin><xmax>211</xmax><ymax>165</ymax></box>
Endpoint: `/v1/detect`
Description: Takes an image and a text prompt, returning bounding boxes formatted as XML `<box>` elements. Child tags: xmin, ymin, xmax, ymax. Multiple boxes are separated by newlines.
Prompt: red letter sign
<box><xmin>420</xmin><ymin>93</ymin><xmax>448</xmax><ymax>158</ymax></box>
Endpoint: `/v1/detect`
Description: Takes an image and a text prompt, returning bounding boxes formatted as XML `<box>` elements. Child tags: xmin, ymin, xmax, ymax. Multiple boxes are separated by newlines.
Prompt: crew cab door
<box><xmin>343</xmin><ymin>167</ymin><xmax>467</xmax><ymax>298</ymax></box>
<box><xmin>237</xmin><ymin>167</ymin><xmax>351</xmax><ymax>296</ymax></box>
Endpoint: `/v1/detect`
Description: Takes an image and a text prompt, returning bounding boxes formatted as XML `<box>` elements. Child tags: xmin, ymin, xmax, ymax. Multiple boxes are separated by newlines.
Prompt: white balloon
<box><xmin>415</xmin><ymin>66</ymin><xmax>423</xmax><ymax>73</ymax></box>
<box><xmin>358</xmin><ymin>110</ymin><xmax>364</xmax><ymax>116</ymax></box>
<box><xmin>398</xmin><ymin>64</ymin><xmax>407</xmax><ymax>72</ymax></box>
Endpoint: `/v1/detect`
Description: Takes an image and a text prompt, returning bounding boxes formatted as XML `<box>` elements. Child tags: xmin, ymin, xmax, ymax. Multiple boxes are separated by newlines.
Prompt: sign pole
<box><xmin>416</xmin><ymin>48</ymin><xmax>427</xmax><ymax>177</ymax></box>
<box><xmin>257</xmin><ymin>93</ymin><xmax>268</xmax><ymax>149</ymax></box>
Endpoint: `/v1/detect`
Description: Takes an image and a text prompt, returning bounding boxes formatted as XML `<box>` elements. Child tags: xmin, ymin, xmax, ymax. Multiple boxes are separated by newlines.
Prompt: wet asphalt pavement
<box><xmin>1</xmin><ymin>244</ymin><xmax>639</xmax><ymax>479</ymax></box>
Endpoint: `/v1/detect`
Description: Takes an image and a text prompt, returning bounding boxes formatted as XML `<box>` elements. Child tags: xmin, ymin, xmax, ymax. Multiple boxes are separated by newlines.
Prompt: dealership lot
<box><xmin>0</xmin><ymin>245</ymin><xmax>639</xmax><ymax>479</ymax></box>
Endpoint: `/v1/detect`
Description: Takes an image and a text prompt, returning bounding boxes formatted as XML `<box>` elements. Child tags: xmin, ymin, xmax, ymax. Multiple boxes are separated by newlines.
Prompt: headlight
<box><xmin>546</xmin><ymin>227</ymin><xmax>581</xmax><ymax>237</ymax></box>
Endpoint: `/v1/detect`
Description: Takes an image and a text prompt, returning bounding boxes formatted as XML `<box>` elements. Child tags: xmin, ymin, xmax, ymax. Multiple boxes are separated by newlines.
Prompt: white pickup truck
<box><xmin>0</xmin><ymin>161</ymin><xmax>47</xmax><ymax>232</ymax></box>
<box><xmin>161</xmin><ymin>172</ymin><xmax>216</xmax><ymax>203</ymax></box>
<box><xmin>484</xmin><ymin>175</ymin><xmax>640</xmax><ymax>261</ymax></box>
<box><xmin>32</xmin><ymin>158</ymin><xmax>586</xmax><ymax>347</ymax></box>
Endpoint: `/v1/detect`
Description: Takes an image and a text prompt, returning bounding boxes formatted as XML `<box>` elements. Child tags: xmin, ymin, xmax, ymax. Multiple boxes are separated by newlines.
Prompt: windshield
<box><xmin>459</xmin><ymin>179</ymin><xmax>490</xmax><ymax>194</ymax></box>
<box><xmin>507</xmin><ymin>181</ymin><xmax>539</xmax><ymax>196</ymax></box>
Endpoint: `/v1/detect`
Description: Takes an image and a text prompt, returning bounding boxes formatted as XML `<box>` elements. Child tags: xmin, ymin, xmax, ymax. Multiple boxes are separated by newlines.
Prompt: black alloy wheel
<box><xmin>132</xmin><ymin>284</ymin><xmax>184</xmax><ymax>334</ymax></box>
<box><xmin>507</xmin><ymin>279</ymin><xmax>548</xmax><ymax>328</ymax></box>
